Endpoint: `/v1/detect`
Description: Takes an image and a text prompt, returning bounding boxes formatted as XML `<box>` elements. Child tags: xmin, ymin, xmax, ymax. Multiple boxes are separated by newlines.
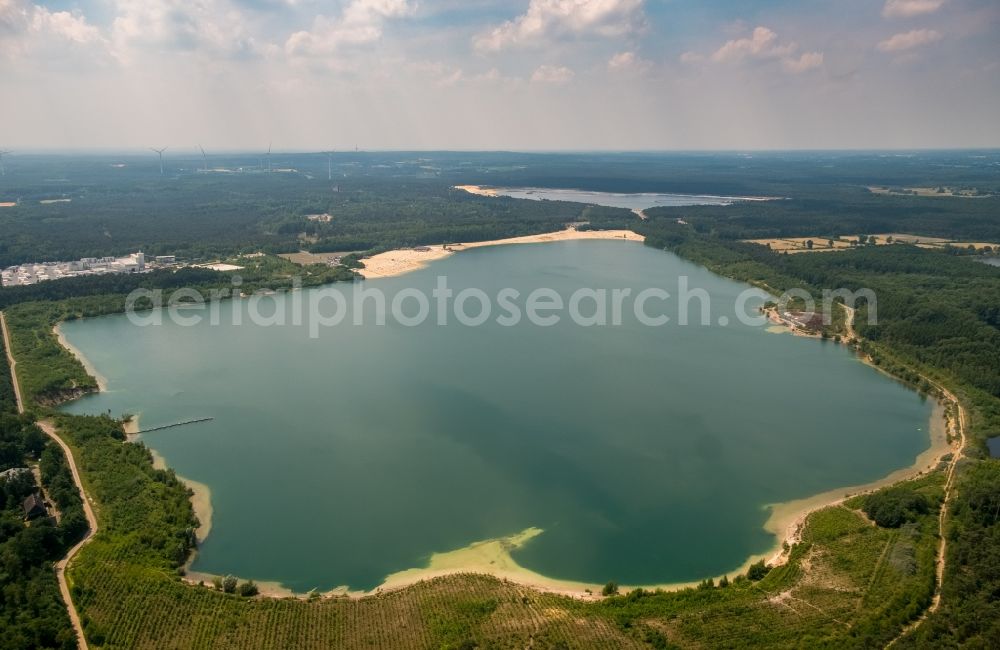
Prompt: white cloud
<box><xmin>111</xmin><ymin>0</ymin><xmax>262</xmax><ymax>61</ymax></box>
<box><xmin>285</xmin><ymin>0</ymin><xmax>415</xmax><ymax>58</ymax></box>
<box><xmin>531</xmin><ymin>64</ymin><xmax>574</xmax><ymax>84</ymax></box>
<box><xmin>711</xmin><ymin>26</ymin><xmax>796</xmax><ymax>63</ymax></box>
<box><xmin>698</xmin><ymin>26</ymin><xmax>822</xmax><ymax>74</ymax></box>
<box><xmin>0</xmin><ymin>0</ymin><xmax>106</xmax><ymax>61</ymax></box>
<box><xmin>474</xmin><ymin>0</ymin><xmax>644</xmax><ymax>53</ymax></box>
<box><xmin>608</xmin><ymin>50</ymin><xmax>650</xmax><ymax>73</ymax></box>
<box><xmin>783</xmin><ymin>51</ymin><xmax>824</xmax><ymax>73</ymax></box>
<box><xmin>878</xmin><ymin>29</ymin><xmax>942</xmax><ymax>52</ymax></box>
<box><xmin>882</xmin><ymin>0</ymin><xmax>947</xmax><ymax>19</ymax></box>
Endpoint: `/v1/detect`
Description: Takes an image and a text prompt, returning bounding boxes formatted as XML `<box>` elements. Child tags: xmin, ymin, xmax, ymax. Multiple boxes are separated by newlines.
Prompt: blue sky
<box><xmin>1</xmin><ymin>0</ymin><xmax>997</xmax><ymax>149</ymax></box>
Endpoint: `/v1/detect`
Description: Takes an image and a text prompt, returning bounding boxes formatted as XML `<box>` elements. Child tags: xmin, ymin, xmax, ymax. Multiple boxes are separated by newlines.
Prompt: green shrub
<box><xmin>863</xmin><ymin>487</ymin><xmax>930</xmax><ymax>528</ymax></box>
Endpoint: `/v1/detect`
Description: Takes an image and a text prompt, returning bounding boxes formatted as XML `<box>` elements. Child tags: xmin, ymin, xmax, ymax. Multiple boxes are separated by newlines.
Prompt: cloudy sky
<box><xmin>1</xmin><ymin>0</ymin><xmax>998</xmax><ymax>150</ymax></box>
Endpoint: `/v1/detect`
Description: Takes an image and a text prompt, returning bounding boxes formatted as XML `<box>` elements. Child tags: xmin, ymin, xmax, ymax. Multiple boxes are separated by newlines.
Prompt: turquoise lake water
<box><xmin>60</xmin><ymin>241</ymin><xmax>931</xmax><ymax>591</ymax></box>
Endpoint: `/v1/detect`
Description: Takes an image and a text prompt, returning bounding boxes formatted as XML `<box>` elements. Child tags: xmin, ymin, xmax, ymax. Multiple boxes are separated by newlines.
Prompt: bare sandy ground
<box><xmin>279</xmin><ymin>251</ymin><xmax>355</xmax><ymax>266</ymax></box>
<box><xmin>454</xmin><ymin>184</ymin><xmax>498</xmax><ymax>197</ymax></box>
<box><xmin>746</xmin><ymin>233</ymin><xmax>998</xmax><ymax>255</ymax></box>
<box><xmin>359</xmin><ymin>228</ymin><xmax>645</xmax><ymax>279</ymax></box>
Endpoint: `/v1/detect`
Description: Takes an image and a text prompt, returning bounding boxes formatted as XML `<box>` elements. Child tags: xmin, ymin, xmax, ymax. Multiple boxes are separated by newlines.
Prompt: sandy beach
<box><xmin>147</xmin><ymin>443</ymin><xmax>213</xmax><ymax>543</ymax></box>
<box><xmin>55</xmin><ymin>323</ymin><xmax>109</xmax><ymax>392</ymax></box>
<box><xmin>763</xmin><ymin>399</ymin><xmax>954</xmax><ymax>565</ymax></box>
<box><xmin>454</xmin><ymin>185</ymin><xmax>498</xmax><ymax>197</ymax></box>
<box><xmin>359</xmin><ymin>228</ymin><xmax>645</xmax><ymax>279</ymax></box>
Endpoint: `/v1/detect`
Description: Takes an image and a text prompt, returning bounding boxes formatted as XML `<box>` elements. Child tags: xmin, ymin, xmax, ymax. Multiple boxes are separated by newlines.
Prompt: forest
<box><xmin>1</xmin><ymin>151</ymin><xmax>1000</xmax><ymax>646</ymax></box>
<box><xmin>2</xmin><ymin>150</ymin><xmax>998</xmax><ymax>270</ymax></box>
<box><xmin>0</xmin><ymin>322</ymin><xmax>80</xmax><ymax>649</ymax></box>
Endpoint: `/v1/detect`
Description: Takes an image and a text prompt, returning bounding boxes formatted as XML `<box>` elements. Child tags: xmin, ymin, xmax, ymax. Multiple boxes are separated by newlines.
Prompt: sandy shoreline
<box><xmin>49</xmin><ymin>250</ymin><xmax>959</xmax><ymax>602</ymax></box>
<box><xmin>121</xmin><ymin>415</ymin><xmax>213</xmax><ymax>543</ymax></box>
<box><xmin>154</xmin><ymin>449</ymin><xmax>213</xmax><ymax>543</ymax></box>
<box><xmin>359</xmin><ymin>228</ymin><xmax>645</xmax><ymax>279</ymax></box>
<box><xmin>55</xmin><ymin>323</ymin><xmax>108</xmax><ymax>392</ymax></box>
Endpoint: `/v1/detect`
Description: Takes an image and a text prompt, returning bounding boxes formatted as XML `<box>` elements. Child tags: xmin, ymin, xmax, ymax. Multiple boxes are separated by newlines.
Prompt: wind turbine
<box><xmin>266</xmin><ymin>142</ymin><xmax>272</xmax><ymax>173</ymax></box>
<box><xmin>0</xmin><ymin>150</ymin><xmax>11</xmax><ymax>176</ymax></box>
<box><xmin>321</xmin><ymin>150</ymin><xmax>335</xmax><ymax>181</ymax></box>
<box><xmin>199</xmin><ymin>145</ymin><xmax>208</xmax><ymax>172</ymax></box>
<box><xmin>150</xmin><ymin>147</ymin><xmax>167</xmax><ymax>175</ymax></box>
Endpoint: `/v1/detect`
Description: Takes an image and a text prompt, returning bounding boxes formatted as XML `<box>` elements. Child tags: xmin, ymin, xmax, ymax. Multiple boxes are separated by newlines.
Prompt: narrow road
<box><xmin>927</xmin><ymin>384</ymin><xmax>966</xmax><ymax>615</ymax></box>
<box><xmin>0</xmin><ymin>311</ymin><xmax>25</xmax><ymax>413</ymax></box>
<box><xmin>2</xmin><ymin>311</ymin><xmax>94</xmax><ymax>650</ymax></box>
<box><xmin>883</xmin><ymin>377</ymin><xmax>966</xmax><ymax>647</ymax></box>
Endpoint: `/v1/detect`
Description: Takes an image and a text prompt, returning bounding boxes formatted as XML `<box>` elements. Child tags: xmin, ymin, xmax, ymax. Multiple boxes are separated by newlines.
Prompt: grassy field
<box><xmin>744</xmin><ymin>234</ymin><xmax>999</xmax><ymax>255</ymax></box>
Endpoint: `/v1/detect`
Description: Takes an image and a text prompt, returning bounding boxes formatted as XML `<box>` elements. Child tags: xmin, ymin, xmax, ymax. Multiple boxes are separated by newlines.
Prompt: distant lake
<box><xmin>60</xmin><ymin>241</ymin><xmax>930</xmax><ymax>592</ymax></box>
<box><xmin>488</xmin><ymin>187</ymin><xmax>773</xmax><ymax>210</ymax></box>
<box><xmin>980</xmin><ymin>257</ymin><xmax>1000</xmax><ymax>267</ymax></box>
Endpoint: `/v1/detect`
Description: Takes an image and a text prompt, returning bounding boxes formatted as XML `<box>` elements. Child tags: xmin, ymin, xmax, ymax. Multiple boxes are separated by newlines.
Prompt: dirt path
<box><xmin>884</xmin><ymin>381</ymin><xmax>966</xmax><ymax>648</ymax></box>
<box><xmin>925</xmin><ymin>384</ymin><xmax>966</xmax><ymax>614</ymax></box>
<box><xmin>1</xmin><ymin>311</ymin><xmax>25</xmax><ymax>413</ymax></box>
<box><xmin>841</xmin><ymin>304</ymin><xmax>857</xmax><ymax>340</ymax></box>
<box><xmin>2</xmin><ymin>311</ymin><xmax>94</xmax><ymax>650</ymax></box>
<box><xmin>632</xmin><ymin>208</ymin><xmax>648</xmax><ymax>220</ymax></box>
<box><xmin>38</xmin><ymin>419</ymin><xmax>96</xmax><ymax>650</ymax></box>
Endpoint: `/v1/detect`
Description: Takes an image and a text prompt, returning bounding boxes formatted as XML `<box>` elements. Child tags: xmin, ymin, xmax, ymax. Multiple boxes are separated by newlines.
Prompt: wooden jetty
<box><xmin>137</xmin><ymin>417</ymin><xmax>214</xmax><ymax>434</ymax></box>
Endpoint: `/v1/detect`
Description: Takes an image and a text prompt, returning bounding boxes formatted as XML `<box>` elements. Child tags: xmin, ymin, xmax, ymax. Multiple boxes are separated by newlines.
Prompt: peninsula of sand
<box><xmin>359</xmin><ymin>227</ymin><xmax>645</xmax><ymax>279</ymax></box>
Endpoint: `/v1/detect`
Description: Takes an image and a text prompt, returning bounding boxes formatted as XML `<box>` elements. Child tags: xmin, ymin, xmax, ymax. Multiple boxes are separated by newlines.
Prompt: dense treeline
<box><xmin>0</xmin><ymin>327</ymin><xmax>76</xmax><ymax>649</ymax></box>
<box><xmin>0</xmin><ymin>155</ymin><xmax>631</xmax><ymax>267</ymax></box>
<box><xmin>53</xmin><ymin>415</ymin><xmax>198</xmax><ymax>572</ymax></box>
<box><xmin>647</xmin><ymin>193</ymin><xmax>1000</xmax><ymax>242</ymax></box>
<box><xmin>899</xmin><ymin>461</ymin><xmax>1000</xmax><ymax>646</ymax></box>
<box><xmin>7</xmin><ymin>150</ymin><xmax>995</xmax><ymax>269</ymax></box>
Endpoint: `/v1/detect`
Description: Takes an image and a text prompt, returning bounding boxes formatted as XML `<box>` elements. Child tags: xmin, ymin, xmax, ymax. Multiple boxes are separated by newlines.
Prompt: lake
<box><xmin>485</xmin><ymin>187</ymin><xmax>772</xmax><ymax>210</ymax></box>
<box><xmin>60</xmin><ymin>240</ymin><xmax>932</xmax><ymax>592</ymax></box>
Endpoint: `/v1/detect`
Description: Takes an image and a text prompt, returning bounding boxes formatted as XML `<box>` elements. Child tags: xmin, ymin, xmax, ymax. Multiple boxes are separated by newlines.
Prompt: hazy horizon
<box><xmin>4</xmin><ymin>147</ymin><xmax>1000</xmax><ymax>156</ymax></box>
